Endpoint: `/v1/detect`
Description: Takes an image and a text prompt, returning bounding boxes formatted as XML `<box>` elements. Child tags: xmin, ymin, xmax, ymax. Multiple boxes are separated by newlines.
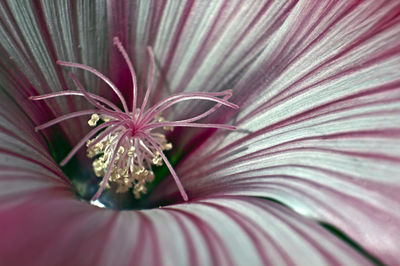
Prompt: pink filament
<box><xmin>142</xmin><ymin>122</ymin><xmax>236</xmax><ymax>131</ymax></box>
<box><xmin>113</xmin><ymin>37</ymin><xmax>138</xmax><ymax>117</ymax></box>
<box><xmin>35</xmin><ymin>109</ymin><xmax>103</xmax><ymax>131</ymax></box>
<box><xmin>175</xmin><ymin>93</ymin><xmax>233</xmax><ymax>124</ymax></box>
<box><xmin>29</xmin><ymin>90</ymin><xmax>120</xmax><ymax>111</ymax></box>
<box><xmin>138</xmin><ymin>92</ymin><xmax>239</xmax><ymax>127</ymax></box>
<box><xmin>57</xmin><ymin>60</ymin><xmax>130</xmax><ymax>113</ymax></box>
<box><xmin>86</xmin><ymin>120</ymin><xmax>129</xmax><ymax>150</ymax></box>
<box><xmin>91</xmin><ymin>130</ymin><xmax>131</xmax><ymax>201</ymax></box>
<box><xmin>139</xmin><ymin>131</ymin><xmax>188</xmax><ymax>201</ymax></box>
<box><xmin>138</xmin><ymin>46</ymin><xmax>155</xmax><ymax>120</ymax></box>
<box><xmin>69</xmin><ymin>73</ymin><xmax>123</xmax><ymax>118</ymax></box>
<box><xmin>60</xmin><ymin>121</ymin><xmax>118</xmax><ymax>166</ymax></box>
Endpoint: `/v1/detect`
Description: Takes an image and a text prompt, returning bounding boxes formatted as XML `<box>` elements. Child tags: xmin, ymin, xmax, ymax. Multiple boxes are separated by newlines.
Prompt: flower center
<box><xmin>86</xmin><ymin>112</ymin><xmax>173</xmax><ymax>199</ymax></box>
<box><xmin>30</xmin><ymin>36</ymin><xmax>238</xmax><ymax>209</ymax></box>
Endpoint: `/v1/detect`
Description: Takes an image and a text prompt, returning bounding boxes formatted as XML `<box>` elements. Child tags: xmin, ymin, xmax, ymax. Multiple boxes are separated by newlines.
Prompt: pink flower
<box><xmin>31</xmin><ymin>36</ymin><xmax>238</xmax><ymax>203</ymax></box>
<box><xmin>0</xmin><ymin>1</ymin><xmax>399</xmax><ymax>265</ymax></box>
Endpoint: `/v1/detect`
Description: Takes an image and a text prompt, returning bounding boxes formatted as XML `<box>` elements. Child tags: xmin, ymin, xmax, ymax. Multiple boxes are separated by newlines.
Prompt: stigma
<box><xmin>30</xmin><ymin>36</ymin><xmax>238</xmax><ymax>203</ymax></box>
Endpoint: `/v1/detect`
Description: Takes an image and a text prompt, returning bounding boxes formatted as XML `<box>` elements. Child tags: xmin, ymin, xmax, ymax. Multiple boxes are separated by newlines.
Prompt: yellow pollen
<box><xmin>163</xmin><ymin>126</ymin><xmax>174</xmax><ymax>131</ymax></box>
<box><xmin>86</xmin><ymin>119</ymin><xmax>172</xmax><ymax>199</ymax></box>
<box><xmin>127</xmin><ymin>146</ymin><xmax>135</xmax><ymax>156</ymax></box>
<box><xmin>152</xmin><ymin>152</ymin><xmax>162</xmax><ymax>165</ymax></box>
<box><xmin>164</xmin><ymin>143</ymin><xmax>173</xmax><ymax>150</ymax></box>
<box><xmin>88</xmin><ymin>113</ymin><xmax>100</xmax><ymax>126</ymax></box>
<box><xmin>156</xmin><ymin>115</ymin><xmax>164</xmax><ymax>122</ymax></box>
<box><xmin>118</xmin><ymin>146</ymin><xmax>125</xmax><ymax>154</ymax></box>
<box><xmin>86</xmin><ymin>139</ymin><xmax>93</xmax><ymax>147</ymax></box>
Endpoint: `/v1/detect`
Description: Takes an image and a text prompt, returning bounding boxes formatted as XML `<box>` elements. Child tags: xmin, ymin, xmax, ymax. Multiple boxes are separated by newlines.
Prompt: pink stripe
<box><xmin>152</xmin><ymin>1</ymin><xmax>195</xmax><ymax>103</ymax></box>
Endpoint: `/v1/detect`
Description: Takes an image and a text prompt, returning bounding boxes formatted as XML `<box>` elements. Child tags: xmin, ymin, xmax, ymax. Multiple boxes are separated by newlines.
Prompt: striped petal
<box><xmin>0</xmin><ymin>194</ymin><xmax>374</xmax><ymax>266</ymax></box>
<box><xmin>0</xmin><ymin>1</ymin><xmax>399</xmax><ymax>265</ymax></box>
<box><xmin>152</xmin><ymin>1</ymin><xmax>400</xmax><ymax>265</ymax></box>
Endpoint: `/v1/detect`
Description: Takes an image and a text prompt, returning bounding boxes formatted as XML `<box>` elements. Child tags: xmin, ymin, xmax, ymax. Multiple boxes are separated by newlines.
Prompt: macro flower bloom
<box><xmin>31</xmin><ymin>36</ymin><xmax>238</xmax><ymax>202</ymax></box>
<box><xmin>1</xmin><ymin>1</ymin><xmax>400</xmax><ymax>266</ymax></box>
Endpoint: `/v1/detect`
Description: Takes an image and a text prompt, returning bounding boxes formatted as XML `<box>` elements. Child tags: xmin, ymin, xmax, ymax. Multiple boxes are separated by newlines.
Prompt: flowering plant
<box><xmin>0</xmin><ymin>1</ymin><xmax>399</xmax><ymax>266</ymax></box>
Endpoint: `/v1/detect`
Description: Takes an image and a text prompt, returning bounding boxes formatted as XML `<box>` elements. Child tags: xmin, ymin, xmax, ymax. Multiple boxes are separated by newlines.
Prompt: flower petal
<box><xmin>0</xmin><ymin>195</ymin><xmax>375</xmax><ymax>266</ymax></box>
<box><xmin>0</xmin><ymin>1</ymin><xmax>110</xmax><ymax>143</ymax></box>
<box><xmin>1</xmin><ymin>1</ymin><xmax>399</xmax><ymax>265</ymax></box>
<box><xmin>0</xmin><ymin>91</ymin><xmax>70</xmax><ymax>197</ymax></box>
<box><xmin>152</xmin><ymin>1</ymin><xmax>400</xmax><ymax>264</ymax></box>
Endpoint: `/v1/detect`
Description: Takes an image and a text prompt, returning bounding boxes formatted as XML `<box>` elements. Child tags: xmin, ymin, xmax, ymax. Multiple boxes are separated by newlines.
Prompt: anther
<box><xmin>88</xmin><ymin>114</ymin><xmax>100</xmax><ymax>126</ymax></box>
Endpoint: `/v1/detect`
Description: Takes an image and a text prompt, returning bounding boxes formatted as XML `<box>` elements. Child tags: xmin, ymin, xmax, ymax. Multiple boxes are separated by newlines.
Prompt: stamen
<box><xmin>91</xmin><ymin>130</ymin><xmax>131</xmax><ymax>201</ymax></box>
<box><xmin>88</xmin><ymin>114</ymin><xmax>100</xmax><ymax>127</ymax></box>
<box><xmin>86</xmin><ymin>120</ymin><xmax>129</xmax><ymax>150</ymax></box>
<box><xmin>60</xmin><ymin>120</ymin><xmax>118</xmax><ymax>166</ymax></box>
